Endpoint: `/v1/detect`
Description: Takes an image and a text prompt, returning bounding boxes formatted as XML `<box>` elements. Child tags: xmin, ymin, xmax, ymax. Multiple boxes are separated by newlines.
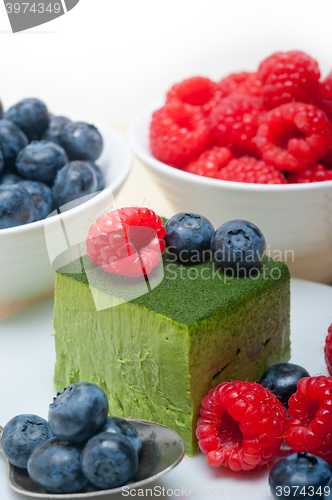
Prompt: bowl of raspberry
<box><xmin>0</xmin><ymin>98</ymin><xmax>132</xmax><ymax>306</ymax></box>
<box><xmin>129</xmin><ymin>51</ymin><xmax>332</xmax><ymax>285</ymax></box>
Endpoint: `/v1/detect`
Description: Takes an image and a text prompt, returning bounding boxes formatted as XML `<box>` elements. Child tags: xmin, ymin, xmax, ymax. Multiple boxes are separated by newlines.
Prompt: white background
<box><xmin>0</xmin><ymin>0</ymin><xmax>332</xmax><ymax>126</ymax></box>
<box><xmin>1</xmin><ymin>7</ymin><xmax>332</xmax><ymax>497</ymax></box>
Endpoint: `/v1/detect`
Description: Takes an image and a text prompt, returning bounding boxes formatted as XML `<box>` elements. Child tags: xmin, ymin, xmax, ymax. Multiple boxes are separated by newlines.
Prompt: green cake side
<box><xmin>53</xmin><ymin>253</ymin><xmax>291</xmax><ymax>455</ymax></box>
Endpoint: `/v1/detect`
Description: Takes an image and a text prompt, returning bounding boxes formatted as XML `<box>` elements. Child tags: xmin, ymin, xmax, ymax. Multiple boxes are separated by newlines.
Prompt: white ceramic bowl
<box><xmin>129</xmin><ymin>102</ymin><xmax>332</xmax><ymax>285</ymax></box>
<box><xmin>0</xmin><ymin>119</ymin><xmax>132</xmax><ymax>303</ymax></box>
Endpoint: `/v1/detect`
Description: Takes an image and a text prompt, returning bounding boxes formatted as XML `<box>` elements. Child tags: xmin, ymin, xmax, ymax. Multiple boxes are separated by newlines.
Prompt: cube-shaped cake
<box><xmin>53</xmin><ymin>252</ymin><xmax>290</xmax><ymax>455</ymax></box>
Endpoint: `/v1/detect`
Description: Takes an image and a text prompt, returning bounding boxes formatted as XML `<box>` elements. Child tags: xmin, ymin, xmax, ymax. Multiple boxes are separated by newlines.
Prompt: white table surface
<box><xmin>1</xmin><ymin>279</ymin><xmax>332</xmax><ymax>499</ymax></box>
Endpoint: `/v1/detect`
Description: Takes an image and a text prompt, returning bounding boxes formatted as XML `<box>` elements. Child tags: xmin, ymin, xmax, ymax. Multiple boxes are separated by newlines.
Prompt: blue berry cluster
<box><xmin>258</xmin><ymin>363</ymin><xmax>332</xmax><ymax>499</ymax></box>
<box><xmin>0</xmin><ymin>98</ymin><xmax>105</xmax><ymax>230</ymax></box>
<box><xmin>165</xmin><ymin>212</ymin><xmax>266</xmax><ymax>274</ymax></box>
<box><xmin>1</xmin><ymin>382</ymin><xmax>141</xmax><ymax>493</ymax></box>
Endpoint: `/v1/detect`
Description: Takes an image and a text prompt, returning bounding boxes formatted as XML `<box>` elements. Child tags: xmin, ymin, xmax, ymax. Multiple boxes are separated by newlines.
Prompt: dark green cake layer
<box><xmin>57</xmin><ymin>252</ymin><xmax>289</xmax><ymax>327</ymax></box>
<box><xmin>54</xmin><ymin>252</ymin><xmax>291</xmax><ymax>455</ymax></box>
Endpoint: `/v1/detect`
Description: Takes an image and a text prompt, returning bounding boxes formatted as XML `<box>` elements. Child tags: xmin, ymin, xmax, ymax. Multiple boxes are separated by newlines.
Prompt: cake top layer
<box><xmin>57</xmin><ymin>252</ymin><xmax>289</xmax><ymax>328</ymax></box>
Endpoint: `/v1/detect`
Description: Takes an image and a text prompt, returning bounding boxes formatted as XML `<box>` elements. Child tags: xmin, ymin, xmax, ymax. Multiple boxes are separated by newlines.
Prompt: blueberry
<box><xmin>4</xmin><ymin>98</ymin><xmax>49</xmax><ymax>141</ymax></box>
<box><xmin>42</xmin><ymin>115</ymin><xmax>72</xmax><ymax>145</ymax></box>
<box><xmin>165</xmin><ymin>212</ymin><xmax>214</xmax><ymax>264</ymax></box>
<box><xmin>27</xmin><ymin>438</ymin><xmax>88</xmax><ymax>494</ymax></box>
<box><xmin>48</xmin><ymin>382</ymin><xmax>109</xmax><ymax>442</ymax></box>
<box><xmin>0</xmin><ymin>184</ymin><xmax>35</xmax><ymax>229</ymax></box>
<box><xmin>86</xmin><ymin>161</ymin><xmax>105</xmax><ymax>191</ymax></box>
<box><xmin>60</xmin><ymin>121</ymin><xmax>103</xmax><ymax>161</ymax></box>
<box><xmin>100</xmin><ymin>417</ymin><xmax>142</xmax><ymax>454</ymax></box>
<box><xmin>16</xmin><ymin>140</ymin><xmax>68</xmax><ymax>183</ymax></box>
<box><xmin>0</xmin><ymin>119</ymin><xmax>28</xmax><ymax>171</ymax></box>
<box><xmin>18</xmin><ymin>180</ymin><xmax>53</xmax><ymax>221</ymax></box>
<box><xmin>0</xmin><ymin>172</ymin><xmax>22</xmax><ymax>185</ymax></box>
<box><xmin>52</xmin><ymin>161</ymin><xmax>98</xmax><ymax>209</ymax></box>
<box><xmin>259</xmin><ymin>363</ymin><xmax>310</xmax><ymax>408</ymax></box>
<box><xmin>269</xmin><ymin>452</ymin><xmax>332</xmax><ymax>499</ymax></box>
<box><xmin>1</xmin><ymin>414</ymin><xmax>53</xmax><ymax>468</ymax></box>
<box><xmin>81</xmin><ymin>432</ymin><xmax>138</xmax><ymax>489</ymax></box>
<box><xmin>0</xmin><ymin>149</ymin><xmax>4</xmax><ymax>178</ymax></box>
<box><xmin>211</xmin><ymin>219</ymin><xmax>266</xmax><ymax>273</ymax></box>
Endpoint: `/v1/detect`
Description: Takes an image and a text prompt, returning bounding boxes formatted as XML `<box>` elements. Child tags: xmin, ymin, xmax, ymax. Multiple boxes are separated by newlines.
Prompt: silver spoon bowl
<box><xmin>0</xmin><ymin>419</ymin><xmax>185</xmax><ymax>498</ymax></box>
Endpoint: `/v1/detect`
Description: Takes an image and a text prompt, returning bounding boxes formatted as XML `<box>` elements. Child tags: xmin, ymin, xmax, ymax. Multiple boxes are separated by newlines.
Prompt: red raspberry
<box><xmin>209</xmin><ymin>95</ymin><xmax>264</xmax><ymax>156</ymax></box>
<box><xmin>218</xmin><ymin>156</ymin><xmax>286</xmax><ymax>184</ymax></box>
<box><xmin>258</xmin><ymin>50</ymin><xmax>320</xmax><ymax>109</ymax></box>
<box><xmin>312</xmin><ymin>71</ymin><xmax>332</xmax><ymax>122</ymax></box>
<box><xmin>236</xmin><ymin>72</ymin><xmax>262</xmax><ymax>97</ymax></box>
<box><xmin>219</xmin><ymin>72</ymin><xmax>249</xmax><ymax>96</ymax></box>
<box><xmin>321</xmin><ymin>149</ymin><xmax>332</xmax><ymax>169</ymax></box>
<box><xmin>288</xmin><ymin>164</ymin><xmax>332</xmax><ymax>183</ymax></box>
<box><xmin>184</xmin><ymin>146</ymin><xmax>233</xmax><ymax>178</ymax></box>
<box><xmin>255</xmin><ymin>103</ymin><xmax>332</xmax><ymax>171</ymax></box>
<box><xmin>86</xmin><ymin>207</ymin><xmax>166</xmax><ymax>278</ymax></box>
<box><xmin>196</xmin><ymin>381</ymin><xmax>287</xmax><ymax>472</ymax></box>
<box><xmin>149</xmin><ymin>101</ymin><xmax>210</xmax><ymax>167</ymax></box>
<box><xmin>324</xmin><ymin>324</ymin><xmax>332</xmax><ymax>376</ymax></box>
<box><xmin>219</xmin><ymin>72</ymin><xmax>262</xmax><ymax>98</ymax></box>
<box><xmin>166</xmin><ymin>76</ymin><xmax>222</xmax><ymax>116</ymax></box>
<box><xmin>286</xmin><ymin>376</ymin><xmax>332</xmax><ymax>463</ymax></box>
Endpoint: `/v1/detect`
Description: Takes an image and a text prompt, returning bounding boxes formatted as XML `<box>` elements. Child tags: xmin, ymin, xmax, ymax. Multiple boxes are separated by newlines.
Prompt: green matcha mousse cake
<box><xmin>53</xmin><ymin>252</ymin><xmax>290</xmax><ymax>455</ymax></box>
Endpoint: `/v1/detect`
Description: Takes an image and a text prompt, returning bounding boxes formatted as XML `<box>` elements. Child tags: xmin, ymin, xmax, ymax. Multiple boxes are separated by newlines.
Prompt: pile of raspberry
<box><xmin>150</xmin><ymin>51</ymin><xmax>332</xmax><ymax>184</ymax></box>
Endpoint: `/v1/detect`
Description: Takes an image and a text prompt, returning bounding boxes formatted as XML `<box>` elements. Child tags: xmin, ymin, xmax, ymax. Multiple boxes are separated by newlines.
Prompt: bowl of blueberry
<box><xmin>0</xmin><ymin>382</ymin><xmax>185</xmax><ymax>497</ymax></box>
<box><xmin>0</xmin><ymin>97</ymin><xmax>132</xmax><ymax>304</ymax></box>
<box><xmin>128</xmin><ymin>50</ymin><xmax>332</xmax><ymax>285</ymax></box>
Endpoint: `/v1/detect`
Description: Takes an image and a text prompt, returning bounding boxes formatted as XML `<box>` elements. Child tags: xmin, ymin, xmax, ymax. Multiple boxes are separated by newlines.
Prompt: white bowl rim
<box><xmin>0</xmin><ymin>119</ymin><xmax>132</xmax><ymax>236</ymax></box>
<box><xmin>128</xmin><ymin>100</ymin><xmax>332</xmax><ymax>193</ymax></box>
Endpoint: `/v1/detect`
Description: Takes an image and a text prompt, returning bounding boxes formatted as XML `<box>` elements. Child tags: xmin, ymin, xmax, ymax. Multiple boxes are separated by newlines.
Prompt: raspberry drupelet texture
<box><xmin>258</xmin><ymin>50</ymin><xmax>320</xmax><ymax>109</ymax></box>
<box><xmin>196</xmin><ymin>381</ymin><xmax>287</xmax><ymax>472</ymax></box>
<box><xmin>286</xmin><ymin>376</ymin><xmax>332</xmax><ymax>463</ymax></box>
<box><xmin>288</xmin><ymin>164</ymin><xmax>332</xmax><ymax>183</ymax></box>
<box><xmin>236</xmin><ymin>72</ymin><xmax>262</xmax><ymax>97</ymax></box>
<box><xmin>86</xmin><ymin>207</ymin><xmax>166</xmax><ymax>278</ymax></box>
<box><xmin>219</xmin><ymin>72</ymin><xmax>249</xmax><ymax>96</ymax></box>
<box><xmin>218</xmin><ymin>72</ymin><xmax>262</xmax><ymax>98</ymax></box>
<box><xmin>166</xmin><ymin>77</ymin><xmax>222</xmax><ymax>116</ymax></box>
<box><xmin>324</xmin><ymin>324</ymin><xmax>332</xmax><ymax>376</ymax></box>
<box><xmin>312</xmin><ymin>71</ymin><xmax>332</xmax><ymax>122</ymax></box>
<box><xmin>149</xmin><ymin>101</ymin><xmax>210</xmax><ymax>167</ymax></box>
<box><xmin>184</xmin><ymin>146</ymin><xmax>233</xmax><ymax>178</ymax></box>
<box><xmin>255</xmin><ymin>102</ymin><xmax>332</xmax><ymax>171</ymax></box>
<box><xmin>209</xmin><ymin>95</ymin><xmax>264</xmax><ymax>156</ymax></box>
<box><xmin>218</xmin><ymin>156</ymin><xmax>286</xmax><ymax>184</ymax></box>
<box><xmin>321</xmin><ymin>149</ymin><xmax>332</xmax><ymax>169</ymax></box>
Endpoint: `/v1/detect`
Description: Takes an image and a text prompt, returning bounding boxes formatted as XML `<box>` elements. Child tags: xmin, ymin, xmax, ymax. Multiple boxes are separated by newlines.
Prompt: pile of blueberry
<box><xmin>259</xmin><ymin>363</ymin><xmax>332</xmax><ymax>500</ymax></box>
<box><xmin>0</xmin><ymin>98</ymin><xmax>105</xmax><ymax>230</ymax></box>
<box><xmin>0</xmin><ymin>382</ymin><xmax>141</xmax><ymax>493</ymax></box>
<box><xmin>165</xmin><ymin>212</ymin><xmax>266</xmax><ymax>273</ymax></box>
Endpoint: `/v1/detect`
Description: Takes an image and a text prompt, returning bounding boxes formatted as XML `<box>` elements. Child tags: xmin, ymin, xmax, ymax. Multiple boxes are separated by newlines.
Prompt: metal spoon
<box><xmin>0</xmin><ymin>419</ymin><xmax>185</xmax><ymax>498</ymax></box>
